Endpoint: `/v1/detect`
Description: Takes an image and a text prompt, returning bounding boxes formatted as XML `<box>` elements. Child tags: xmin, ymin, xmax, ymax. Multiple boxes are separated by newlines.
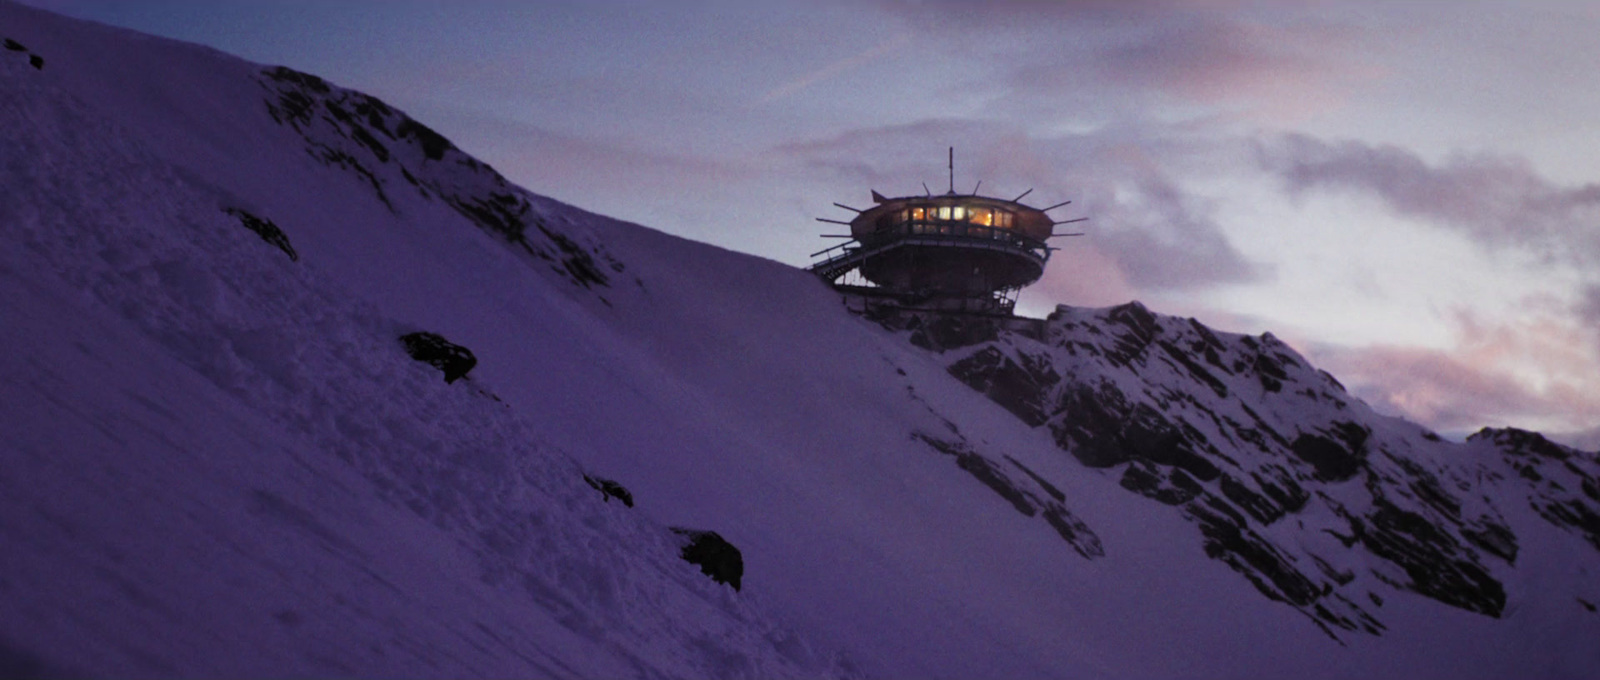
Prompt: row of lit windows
<box><xmin>897</xmin><ymin>205</ymin><xmax>1015</xmax><ymax>229</ymax></box>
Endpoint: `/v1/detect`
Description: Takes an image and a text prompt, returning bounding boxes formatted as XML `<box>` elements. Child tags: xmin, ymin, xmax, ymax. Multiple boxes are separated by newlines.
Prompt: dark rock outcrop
<box><xmin>224</xmin><ymin>208</ymin><xmax>298</xmax><ymax>262</ymax></box>
<box><xmin>914</xmin><ymin>432</ymin><xmax>1104</xmax><ymax>559</ymax></box>
<box><xmin>948</xmin><ymin>346</ymin><xmax>1058</xmax><ymax>426</ymax></box>
<box><xmin>1354</xmin><ymin>499</ymin><xmax>1505</xmax><ymax>617</ymax></box>
<box><xmin>930</xmin><ymin>302</ymin><xmax>1548</xmax><ymax>638</ymax></box>
<box><xmin>1473</xmin><ymin>428</ymin><xmax>1600</xmax><ymax>552</ymax></box>
<box><xmin>399</xmin><ymin>332</ymin><xmax>477</xmax><ymax>384</ymax></box>
<box><xmin>254</xmin><ymin>66</ymin><xmax>625</xmax><ymax>291</ymax></box>
<box><xmin>1288</xmin><ymin>423</ymin><xmax>1367</xmax><ymax>482</ymax></box>
<box><xmin>583</xmin><ymin>475</ymin><xmax>634</xmax><ymax>508</ymax></box>
<box><xmin>671</xmin><ymin>529</ymin><xmax>743</xmax><ymax>591</ymax></box>
<box><xmin>4</xmin><ymin>37</ymin><xmax>43</xmax><ymax>70</ymax></box>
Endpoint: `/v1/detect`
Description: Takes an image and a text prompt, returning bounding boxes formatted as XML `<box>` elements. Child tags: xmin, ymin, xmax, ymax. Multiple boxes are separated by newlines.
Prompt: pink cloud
<box><xmin>1258</xmin><ymin>133</ymin><xmax>1600</xmax><ymax>265</ymax></box>
<box><xmin>1091</xmin><ymin>15</ymin><xmax>1376</xmax><ymax>111</ymax></box>
<box><xmin>1311</xmin><ymin>309</ymin><xmax>1600</xmax><ymax>435</ymax></box>
<box><xmin>888</xmin><ymin>3</ymin><xmax>1385</xmax><ymax>118</ymax></box>
<box><xmin>1579</xmin><ymin>285</ymin><xmax>1600</xmax><ymax>329</ymax></box>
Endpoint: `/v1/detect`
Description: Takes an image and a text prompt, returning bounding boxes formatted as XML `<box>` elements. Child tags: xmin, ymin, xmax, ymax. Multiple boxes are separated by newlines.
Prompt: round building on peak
<box><xmin>808</xmin><ymin>152</ymin><xmax>1082</xmax><ymax>316</ymax></box>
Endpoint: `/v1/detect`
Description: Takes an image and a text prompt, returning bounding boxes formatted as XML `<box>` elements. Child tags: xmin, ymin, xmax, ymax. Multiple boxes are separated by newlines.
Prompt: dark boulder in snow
<box><xmin>223</xmin><ymin>208</ymin><xmax>297</xmax><ymax>262</ymax></box>
<box><xmin>671</xmin><ymin>528</ymin><xmax>744</xmax><ymax>591</ymax></box>
<box><xmin>3</xmin><ymin>37</ymin><xmax>42</xmax><ymax>70</ymax></box>
<box><xmin>399</xmin><ymin>331</ymin><xmax>477</xmax><ymax>383</ymax></box>
<box><xmin>583</xmin><ymin>474</ymin><xmax>634</xmax><ymax>507</ymax></box>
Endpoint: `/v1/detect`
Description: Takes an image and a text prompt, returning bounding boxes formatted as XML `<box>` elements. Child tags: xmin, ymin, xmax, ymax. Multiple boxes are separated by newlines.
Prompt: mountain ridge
<box><xmin>3</xmin><ymin>2</ymin><xmax>1598</xmax><ymax>677</ymax></box>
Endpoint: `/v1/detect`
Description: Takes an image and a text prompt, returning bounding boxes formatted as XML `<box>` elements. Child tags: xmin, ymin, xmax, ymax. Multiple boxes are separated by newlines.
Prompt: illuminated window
<box><xmin>937</xmin><ymin>206</ymin><xmax>950</xmax><ymax>220</ymax></box>
<box><xmin>911</xmin><ymin>207</ymin><xmax>925</xmax><ymax>221</ymax></box>
<box><xmin>952</xmin><ymin>206</ymin><xmax>966</xmax><ymax>220</ymax></box>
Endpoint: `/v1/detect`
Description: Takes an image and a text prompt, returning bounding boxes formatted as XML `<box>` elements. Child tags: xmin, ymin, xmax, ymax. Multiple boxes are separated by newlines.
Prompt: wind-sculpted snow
<box><xmin>946</xmin><ymin>302</ymin><xmax>1535</xmax><ymax>638</ymax></box>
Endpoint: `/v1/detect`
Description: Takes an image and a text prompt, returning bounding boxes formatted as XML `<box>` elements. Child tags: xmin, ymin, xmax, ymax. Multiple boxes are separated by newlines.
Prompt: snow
<box><xmin>2</xmin><ymin>2</ymin><xmax>1598</xmax><ymax>677</ymax></box>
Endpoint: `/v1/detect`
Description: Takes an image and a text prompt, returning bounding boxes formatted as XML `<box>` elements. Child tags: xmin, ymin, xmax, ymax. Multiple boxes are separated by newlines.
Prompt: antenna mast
<box><xmin>948</xmin><ymin>147</ymin><xmax>955</xmax><ymax>194</ymax></box>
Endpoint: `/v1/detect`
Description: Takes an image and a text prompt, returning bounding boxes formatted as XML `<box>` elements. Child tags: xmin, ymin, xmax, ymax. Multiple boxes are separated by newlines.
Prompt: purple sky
<box><xmin>21</xmin><ymin>0</ymin><xmax>1600</xmax><ymax>443</ymax></box>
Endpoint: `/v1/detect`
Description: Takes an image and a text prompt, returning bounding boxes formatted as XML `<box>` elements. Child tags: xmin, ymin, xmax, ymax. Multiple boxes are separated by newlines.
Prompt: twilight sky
<box><xmin>21</xmin><ymin>0</ymin><xmax>1600</xmax><ymax>443</ymax></box>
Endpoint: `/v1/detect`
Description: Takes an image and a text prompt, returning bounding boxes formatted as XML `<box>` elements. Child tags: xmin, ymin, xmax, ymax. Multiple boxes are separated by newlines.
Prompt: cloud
<box><xmin>1325</xmin><ymin>345</ymin><xmax>1547</xmax><ymax>433</ymax></box>
<box><xmin>1576</xmin><ymin>285</ymin><xmax>1600</xmax><ymax>359</ymax></box>
<box><xmin>879</xmin><ymin>1</ymin><xmax>1378</xmax><ymax>117</ymax></box>
<box><xmin>752</xmin><ymin>34</ymin><xmax>911</xmax><ymax>107</ymax></box>
<box><xmin>1257</xmin><ymin>133</ymin><xmax>1600</xmax><ymax>265</ymax></box>
<box><xmin>1310</xmin><ymin>308</ymin><xmax>1600</xmax><ymax>435</ymax></box>
<box><xmin>1579</xmin><ymin>284</ymin><xmax>1600</xmax><ymax>326</ymax></box>
<box><xmin>1549</xmin><ymin>426</ymin><xmax>1600</xmax><ymax>452</ymax></box>
<box><xmin>1082</xmin><ymin>16</ymin><xmax>1371</xmax><ymax>111</ymax></box>
<box><xmin>1087</xmin><ymin>171</ymin><xmax>1267</xmax><ymax>289</ymax></box>
<box><xmin>771</xmin><ymin>119</ymin><xmax>1267</xmax><ymax>292</ymax></box>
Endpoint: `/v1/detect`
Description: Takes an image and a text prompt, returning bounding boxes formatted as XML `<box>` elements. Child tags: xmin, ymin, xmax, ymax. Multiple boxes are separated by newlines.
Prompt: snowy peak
<box><xmin>941</xmin><ymin>301</ymin><xmax>1578</xmax><ymax>637</ymax></box>
<box><xmin>1470</xmin><ymin>427</ymin><xmax>1600</xmax><ymax>554</ymax></box>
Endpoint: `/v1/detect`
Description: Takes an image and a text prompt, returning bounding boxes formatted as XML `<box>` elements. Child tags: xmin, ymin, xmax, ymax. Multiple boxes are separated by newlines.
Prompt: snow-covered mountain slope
<box><xmin>2</xmin><ymin>3</ymin><xmax>1597</xmax><ymax>678</ymax></box>
<box><xmin>944</xmin><ymin>303</ymin><xmax>1600</xmax><ymax>638</ymax></box>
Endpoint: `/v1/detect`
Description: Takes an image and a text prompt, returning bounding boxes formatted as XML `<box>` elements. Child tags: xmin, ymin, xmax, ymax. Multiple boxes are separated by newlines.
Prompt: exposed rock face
<box><xmin>584</xmin><ymin>475</ymin><xmax>635</xmax><ymax>508</ymax></box>
<box><xmin>948</xmin><ymin>346</ymin><xmax>1058</xmax><ymax>427</ymax></box>
<box><xmin>254</xmin><ymin>66</ymin><xmax>623</xmax><ymax>292</ymax></box>
<box><xmin>399</xmin><ymin>332</ymin><xmax>477</xmax><ymax>384</ymax></box>
<box><xmin>224</xmin><ymin>207</ymin><xmax>298</xmax><ymax>262</ymax></box>
<box><xmin>914</xmin><ymin>432</ymin><xmax>1104</xmax><ymax>559</ymax></box>
<box><xmin>3</xmin><ymin>37</ymin><xmax>43</xmax><ymax>70</ymax></box>
<box><xmin>935</xmin><ymin>301</ymin><xmax>1582</xmax><ymax>639</ymax></box>
<box><xmin>1471</xmin><ymin>427</ymin><xmax>1600</xmax><ymax>552</ymax></box>
<box><xmin>671</xmin><ymin>529</ymin><xmax>744</xmax><ymax>591</ymax></box>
